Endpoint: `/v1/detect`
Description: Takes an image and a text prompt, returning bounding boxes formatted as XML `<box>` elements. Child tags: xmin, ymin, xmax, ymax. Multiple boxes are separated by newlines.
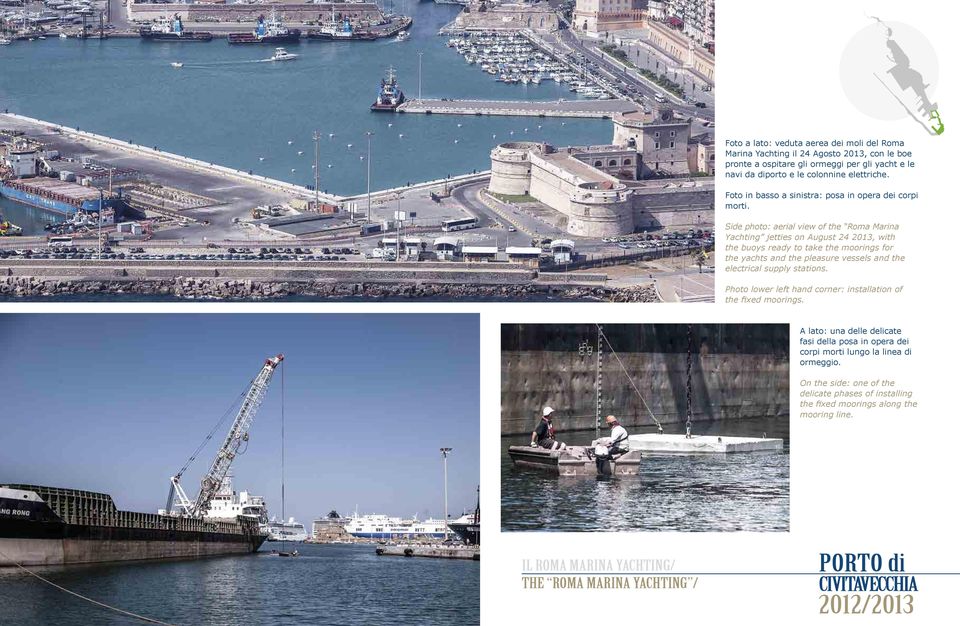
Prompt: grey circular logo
<box><xmin>840</xmin><ymin>20</ymin><xmax>939</xmax><ymax>121</ymax></box>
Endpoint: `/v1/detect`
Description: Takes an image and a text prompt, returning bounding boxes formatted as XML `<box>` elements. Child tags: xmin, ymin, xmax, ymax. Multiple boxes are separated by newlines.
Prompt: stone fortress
<box><xmin>488</xmin><ymin>109</ymin><xmax>714</xmax><ymax>237</ymax></box>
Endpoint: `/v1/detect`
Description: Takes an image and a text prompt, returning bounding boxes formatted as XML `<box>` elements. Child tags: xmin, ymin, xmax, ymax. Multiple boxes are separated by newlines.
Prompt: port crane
<box><xmin>165</xmin><ymin>354</ymin><xmax>284</xmax><ymax>518</ymax></box>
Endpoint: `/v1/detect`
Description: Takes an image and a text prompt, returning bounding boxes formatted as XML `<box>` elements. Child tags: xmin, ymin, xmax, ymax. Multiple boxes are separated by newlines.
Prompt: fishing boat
<box><xmin>269</xmin><ymin>47</ymin><xmax>297</xmax><ymax>61</ymax></box>
<box><xmin>139</xmin><ymin>13</ymin><xmax>213</xmax><ymax>42</ymax></box>
<box><xmin>228</xmin><ymin>11</ymin><xmax>300</xmax><ymax>45</ymax></box>
<box><xmin>370</xmin><ymin>67</ymin><xmax>405</xmax><ymax>112</ymax></box>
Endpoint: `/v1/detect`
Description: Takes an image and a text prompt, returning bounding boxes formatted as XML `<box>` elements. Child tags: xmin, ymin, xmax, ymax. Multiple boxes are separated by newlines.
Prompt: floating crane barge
<box><xmin>0</xmin><ymin>354</ymin><xmax>283</xmax><ymax>567</ymax></box>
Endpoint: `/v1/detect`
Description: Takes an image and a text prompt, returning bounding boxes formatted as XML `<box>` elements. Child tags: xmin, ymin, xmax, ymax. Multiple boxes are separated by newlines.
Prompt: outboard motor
<box><xmin>594</xmin><ymin>444</ymin><xmax>613</xmax><ymax>476</ymax></box>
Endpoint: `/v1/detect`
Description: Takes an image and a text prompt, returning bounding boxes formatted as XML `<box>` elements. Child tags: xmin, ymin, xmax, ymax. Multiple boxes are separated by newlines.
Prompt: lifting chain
<box><xmin>685</xmin><ymin>323</ymin><xmax>693</xmax><ymax>439</ymax></box>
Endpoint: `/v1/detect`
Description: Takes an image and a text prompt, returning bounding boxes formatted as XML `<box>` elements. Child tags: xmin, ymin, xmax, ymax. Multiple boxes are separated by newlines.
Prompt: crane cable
<box><xmin>596</xmin><ymin>325</ymin><xmax>663</xmax><ymax>434</ymax></box>
<box><xmin>174</xmin><ymin>375</ymin><xmax>259</xmax><ymax>479</ymax></box>
<box><xmin>0</xmin><ymin>548</ymin><xmax>176</xmax><ymax>626</ymax></box>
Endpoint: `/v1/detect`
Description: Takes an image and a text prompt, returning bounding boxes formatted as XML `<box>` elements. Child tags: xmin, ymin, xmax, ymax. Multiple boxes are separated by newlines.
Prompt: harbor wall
<box><xmin>501</xmin><ymin>324</ymin><xmax>789</xmax><ymax>435</ymax></box>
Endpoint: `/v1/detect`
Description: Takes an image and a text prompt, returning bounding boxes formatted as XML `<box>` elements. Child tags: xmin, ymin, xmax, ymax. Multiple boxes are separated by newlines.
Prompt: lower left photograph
<box><xmin>0</xmin><ymin>313</ymin><xmax>480</xmax><ymax>626</ymax></box>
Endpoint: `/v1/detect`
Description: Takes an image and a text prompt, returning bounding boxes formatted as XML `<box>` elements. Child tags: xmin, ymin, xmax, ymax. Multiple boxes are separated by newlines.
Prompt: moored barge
<box><xmin>0</xmin><ymin>484</ymin><xmax>266</xmax><ymax>567</ymax></box>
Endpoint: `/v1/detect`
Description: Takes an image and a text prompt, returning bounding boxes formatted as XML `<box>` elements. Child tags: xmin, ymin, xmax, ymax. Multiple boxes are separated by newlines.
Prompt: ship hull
<box><xmin>139</xmin><ymin>30</ymin><xmax>213</xmax><ymax>42</ymax></box>
<box><xmin>227</xmin><ymin>31</ymin><xmax>301</xmax><ymax>45</ymax></box>
<box><xmin>0</xmin><ymin>534</ymin><xmax>266</xmax><ymax>567</ymax></box>
<box><xmin>0</xmin><ymin>182</ymin><xmax>119</xmax><ymax>216</ymax></box>
<box><xmin>0</xmin><ymin>487</ymin><xmax>266</xmax><ymax>567</ymax></box>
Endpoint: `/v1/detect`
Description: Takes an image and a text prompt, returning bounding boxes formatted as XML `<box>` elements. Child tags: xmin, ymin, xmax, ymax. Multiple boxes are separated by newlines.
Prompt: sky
<box><xmin>0</xmin><ymin>314</ymin><xmax>479</xmax><ymax>526</ymax></box>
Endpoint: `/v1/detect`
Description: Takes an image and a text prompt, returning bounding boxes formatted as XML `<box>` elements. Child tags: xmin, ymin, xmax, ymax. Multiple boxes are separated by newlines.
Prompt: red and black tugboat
<box><xmin>228</xmin><ymin>11</ymin><xmax>301</xmax><ymax>45</ymax></box>
<box><xmin>370</xmin><ymin>67</ymin><xmax>406</xmax><ymax>112</ymax></box>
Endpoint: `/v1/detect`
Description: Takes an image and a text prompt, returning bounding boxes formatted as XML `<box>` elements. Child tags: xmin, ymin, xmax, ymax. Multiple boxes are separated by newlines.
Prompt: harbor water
<box><xmin>501</xmin><ymin>417</ymin><xmax>790</xmax><ymax>532</ymax></box>
<box><xmin>1</xmin><ymin>196</ymin><xmax>64</xmax><ymax>236</ymax></box>
<box><xmin>0</xmin><ymin>3</ymin><xmax>611</xmax><ymax>196</ymax></box>
<box><xmin>0</xmin><ymin>542</ymin><xmax>479</xmax><ymax>625</ymax></box>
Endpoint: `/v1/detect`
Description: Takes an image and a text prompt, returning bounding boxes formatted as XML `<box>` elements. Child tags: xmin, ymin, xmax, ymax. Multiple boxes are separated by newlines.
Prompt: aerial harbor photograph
<box><xmin>0</xmin><ymin>313</ymin><xmax>480</xmax><ymax>625</ymax></box>
<box><xmin>500</xmin><ymin>323</ymin><xmax>790</xmax><ymax>532</ymax></box>
<box><xmin>0</xmin><ymin>0</ymin><xmax>716</xmax><ymax>301</ymax></box>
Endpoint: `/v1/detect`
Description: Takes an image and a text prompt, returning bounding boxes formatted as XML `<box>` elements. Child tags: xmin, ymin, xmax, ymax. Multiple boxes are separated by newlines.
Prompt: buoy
<box><xmin>291</xmin><ymin>168</ymin><xmax>296</xmax><ymax>172</ymax></box>
<box><xmin>297</xmin><ymin>150</ymin><xmax>303</xmax><ymax>155</ymax></box>
<box><xmin>327</xmin><ymin>164</ymin><xmax>333</xmax><ymax>168</ymax></box>
<box><xmin>457</xmin><ymin>123</ymin><xmax>462</xmax><ymax>127</ymax></box>
<box><xmin>398</xmin><ymin>134</ymin><xmax>404</xmax><ymax>138</ymax></box>
<box><xmin>454</xmin><ymin>139</ymin><xmax>459</xmax><ymax>143</ymax></box>
<box><xmin>388</xmin><ymin>123</ymin><xmax>393</xmax><ymax>127</ymax></box>
<box><xmin>328</xmin><ymin>133</ymin><xmax>335</xmax><ymax>138</ymax></box>
<box><xmin>258</xmin><ymin>157</ymin><xmax>265</xmax><ymax>161</ymax></box>
<box><xmin>287</xmin><ymin>140</ymin><xmax>293</xmax><ymax>145</ymax></box>
<box><xmin>347</xmin><ymin>143</ymin><xmax>353</xmax><ymax>149</ymax></box>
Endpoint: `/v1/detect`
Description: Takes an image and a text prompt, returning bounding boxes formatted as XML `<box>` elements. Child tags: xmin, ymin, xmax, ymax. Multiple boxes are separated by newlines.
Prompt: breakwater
<box><xmin>0</xmin><ymin>276</ymin><xmax>659</xmax><ymax>301</ymax></box>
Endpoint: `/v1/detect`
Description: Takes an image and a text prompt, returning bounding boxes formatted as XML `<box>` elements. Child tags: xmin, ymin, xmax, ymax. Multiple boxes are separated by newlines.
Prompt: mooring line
<box><xmin>0</xmin><ymin>549</ymin><xmax>176</xmax><ymax>625</ymax></box>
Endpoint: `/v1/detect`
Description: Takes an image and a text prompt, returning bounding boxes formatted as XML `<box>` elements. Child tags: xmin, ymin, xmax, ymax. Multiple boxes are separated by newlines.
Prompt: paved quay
<box><xmin>397</xmin><ymin>98</ymin><xmax>637</xmax><ymax>119</ymax></box>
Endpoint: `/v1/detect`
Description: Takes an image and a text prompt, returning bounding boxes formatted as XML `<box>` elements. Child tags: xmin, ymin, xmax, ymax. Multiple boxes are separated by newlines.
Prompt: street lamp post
<box><xmin>97</xmin><ymin>188</ymin><xmax>103</xmax><ymax>260</ymax></box>
<box><xmin>313</xmin><ymin>129</ymin><xmax>321</xmax><ymax>212</ymax></box>
<box><xmin>440</xmin><ymin>447</ymin><xmax>452</xmax><ymax>541</ymax></box>
<box><xmin>365</xmin><ymin>131</ymin><xmax>374</xmax><ymax>222</ymax></box>
<box><xmin>418</xmin><ymin>51</ymin><xmax>423</xmax><ymax>102</ymax></box>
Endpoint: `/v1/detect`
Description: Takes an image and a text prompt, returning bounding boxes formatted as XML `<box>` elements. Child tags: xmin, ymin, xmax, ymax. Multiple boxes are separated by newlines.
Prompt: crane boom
<box><xmin>169</xmin><ymin>354</ymin><xmax>283</xmax><ymax>519</ymax></box>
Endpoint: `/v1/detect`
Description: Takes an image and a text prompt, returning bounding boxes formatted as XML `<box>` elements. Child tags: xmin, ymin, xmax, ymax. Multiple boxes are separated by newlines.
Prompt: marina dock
<box><xmin>397</xmin><ymin>98</ymin><xmax>638</xmax><ymax>119</ymax></box>
<box><xmin>376</xmin><ymin>544</ymin><xmax>479</xmax><ymax>560</ymax></box>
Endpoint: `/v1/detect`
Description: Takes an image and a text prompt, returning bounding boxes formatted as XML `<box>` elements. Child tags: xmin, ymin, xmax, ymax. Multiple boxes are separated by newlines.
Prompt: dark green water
<box><xmin>501</xmin><ymin>417</ymin><xmax>790</xmax><ymax>532</ymax></box>
<box><xmin>0</xmin><ymin>3</ymin><xmax>611</xmax><ymax>196</ymax></box>
<box><xmin>0</xmin><ymin>542</ymin><xmax>479</xmax><ymax>625</ymax></box>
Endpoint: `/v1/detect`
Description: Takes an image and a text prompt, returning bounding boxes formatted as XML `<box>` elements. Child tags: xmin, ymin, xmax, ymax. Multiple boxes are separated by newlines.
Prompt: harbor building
<box><xmin>573</xmin><ymin>0</ymin><xmax>644</xmax><ymax>33</ymax></box>
<box><xmin>488</xmin><ymin>109</ymin><xmax>709</xmax><ymax>237</ymax></box>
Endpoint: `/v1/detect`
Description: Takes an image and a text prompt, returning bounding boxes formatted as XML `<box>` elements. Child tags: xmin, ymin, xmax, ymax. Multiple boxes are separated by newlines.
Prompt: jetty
<box><xmin>397</xmin><ymin>98</ymin><xmax>638</xmax><ymax>119</ymax></box>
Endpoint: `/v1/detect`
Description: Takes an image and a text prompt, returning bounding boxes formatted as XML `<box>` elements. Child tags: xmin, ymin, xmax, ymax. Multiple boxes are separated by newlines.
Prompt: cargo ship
<box><xmin>0</xmin><ymin>178</ymin><xmax>122</xmax><ymax>216</ymax></box>
<box><xmin>0</xmin><ymin>354</ymin><xmax>283</xmax><ymax>568</ymax></box>
<box><xmin>0</xmin><ymin>484</ymin><xmax>266</xmax><ymax>567</ymax></box>
<box><xmin>370</xmin><ymin>67</ymin><xmax>405</xmax><ymax>111</ymax></box>
<box><xmin>139</xmin><ymin>14</ymin><xmax>213</xmax><ymax>42</ymax></box>
<box><xmin>228</xmin><ymin>12</ymin><xmax>300</xmax><ymax>45</ymax></box>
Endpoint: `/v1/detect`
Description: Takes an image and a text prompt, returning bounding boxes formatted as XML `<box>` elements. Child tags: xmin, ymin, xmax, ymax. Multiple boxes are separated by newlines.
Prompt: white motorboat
<box><xmin>269</xmin><ymin>47</ymin><xmax>297</xmax><ymax>61</ymax></box>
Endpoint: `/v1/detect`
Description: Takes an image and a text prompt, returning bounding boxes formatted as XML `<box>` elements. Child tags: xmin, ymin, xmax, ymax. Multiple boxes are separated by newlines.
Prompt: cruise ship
<box><xmin>344</xmin><ymin>513</ymin><xmax>449</xmax><ymax>539</ymax></box>
<box><xmin>264</xmin><ymin>517</ymin><xmax>309</xmax><ymax>542</ymax></box>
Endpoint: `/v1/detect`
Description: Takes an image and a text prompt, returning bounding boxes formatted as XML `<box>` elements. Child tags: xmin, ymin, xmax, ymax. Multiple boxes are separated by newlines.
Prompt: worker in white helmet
<box><xmin>530</xmin><ymin>406</ymin><xmax>566</xmax><ymax>450</ymax></box>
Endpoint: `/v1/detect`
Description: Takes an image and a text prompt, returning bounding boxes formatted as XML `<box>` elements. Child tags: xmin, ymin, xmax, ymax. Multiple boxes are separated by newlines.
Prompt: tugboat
<box><xmin>139</xmin><ymin>14</ymin><xmax>213</xmax><ymax>42</ymax></box>
<box><xmin>228</xmin><ymin>11</ymin><xmax>301</xmax><ymax>45</ymax></box>
<box><xmin>370</xmin><ymin>67</ymin><xmax>405</xmax><ymax>112</ymax></box>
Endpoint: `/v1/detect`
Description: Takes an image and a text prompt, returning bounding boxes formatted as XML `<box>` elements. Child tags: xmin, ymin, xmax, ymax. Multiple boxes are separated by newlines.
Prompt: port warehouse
<box><xmin>129</xmin><ymin>2</ymin><xmax>385</xmax><ymax>24</ymax></box>
<box><xmin>500</xmin><ymin>324</ymin><xmax>789</xmax><ymax>435</ymax></box>
<box><xmin>1</xmin><ymin>484</ymin><xmax>259</xmax><ymax>537</ymax></box>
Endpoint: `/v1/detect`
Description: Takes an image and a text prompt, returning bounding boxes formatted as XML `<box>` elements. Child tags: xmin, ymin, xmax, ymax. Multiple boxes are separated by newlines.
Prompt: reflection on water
<box><xmin>501</xmin><ymin>417</ymin><xmax>790</xmax><ymax>532</ymax></box>
<box><xmin>0</xmin><ymin>543</ymin><xmax>479</xmax><ymax>625</ymax></box>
